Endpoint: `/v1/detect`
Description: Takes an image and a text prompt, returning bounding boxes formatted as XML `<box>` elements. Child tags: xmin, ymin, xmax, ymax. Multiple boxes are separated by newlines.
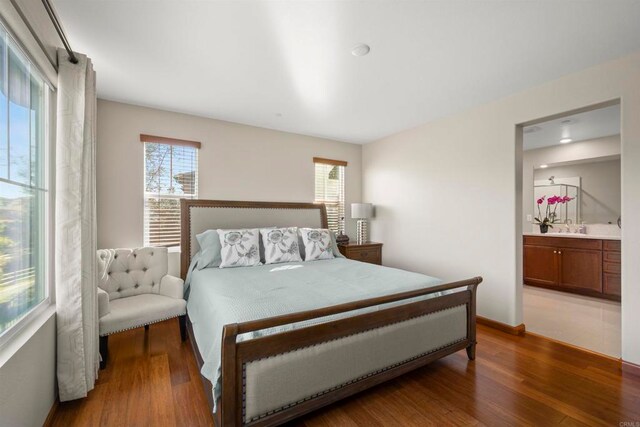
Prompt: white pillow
<box><xmin>298</xmin><ymin>230</ymin><xmax>344</xmax><ymax>259</ymax></box>
<box><xmin>299</xmin><ymin>228</ymin><xmax>335</xmax><ymax>261</ymax></box>
<box><xmin>260</xmin><ymin>227</ymin><xmax>302</xmax><ymax>265</ymax></box>
<box><xmin>217</xmin><ymin>228</ymin><xmax>262</xmax><ymax>268</ymax></box>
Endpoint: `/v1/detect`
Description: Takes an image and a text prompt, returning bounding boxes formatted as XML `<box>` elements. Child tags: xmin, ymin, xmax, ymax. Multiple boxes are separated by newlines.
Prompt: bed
<box><xmin>180</xmin><ymin>199</ymin><xmax>482</xmax><ymax>426</ymax></box>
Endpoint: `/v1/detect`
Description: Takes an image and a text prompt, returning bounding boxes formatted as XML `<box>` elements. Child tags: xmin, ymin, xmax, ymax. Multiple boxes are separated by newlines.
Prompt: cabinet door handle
<box><xmin>553</xmin><ymin>251</ymin><xmax>557</xmax><ymax>254</ymax></box>
<box><xmin>558</xmin><ymin>251</ymin><xmax>562</xmax><ymax>254</ymax></box>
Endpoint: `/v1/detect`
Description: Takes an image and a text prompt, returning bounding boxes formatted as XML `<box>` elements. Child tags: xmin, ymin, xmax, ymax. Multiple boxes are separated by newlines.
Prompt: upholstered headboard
<box><xmin>180</xmin><ymin>200</ymin><xmax>328</xmax><ymax>278</ymax></box>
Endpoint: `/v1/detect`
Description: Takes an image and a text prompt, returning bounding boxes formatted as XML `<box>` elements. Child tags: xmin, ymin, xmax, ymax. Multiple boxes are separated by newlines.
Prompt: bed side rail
<box><xmin>233</xmin><ymin>276</ymin><xmax>482</xmax><ymax>334</ymax></box>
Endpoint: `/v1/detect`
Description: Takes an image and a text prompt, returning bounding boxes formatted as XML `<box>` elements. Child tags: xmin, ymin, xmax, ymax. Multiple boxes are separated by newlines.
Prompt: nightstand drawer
<box><xmin>338</xmin><ymin>242</ymin><xmax>383</xmax><ymax>265</ymax></box>
<box><xmin>347</xmin><ymin>247</ymin><xmax>381</xmax><ymax>264</ymax></box>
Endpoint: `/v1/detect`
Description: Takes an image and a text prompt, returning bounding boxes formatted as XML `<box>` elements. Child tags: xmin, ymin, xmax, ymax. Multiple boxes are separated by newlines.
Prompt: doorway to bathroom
<box><xmin>518</xmin><ymin>101</ymin><xmax>621</xmax><ymax>357</ymax></box>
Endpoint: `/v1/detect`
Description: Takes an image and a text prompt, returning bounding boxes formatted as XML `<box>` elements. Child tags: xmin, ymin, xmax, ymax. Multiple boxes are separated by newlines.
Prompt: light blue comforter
<box><xmin>186</xmin><ymin>257</ymin><xmax>445</xmax><ymax>407</ymax></box>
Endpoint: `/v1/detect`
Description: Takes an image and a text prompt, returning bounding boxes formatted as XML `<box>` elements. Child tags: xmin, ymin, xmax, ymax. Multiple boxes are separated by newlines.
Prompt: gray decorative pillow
<box><xmin>217</xmin><ymin>228</ymin><xmax>262</xmax><ymax>268</ymax></box>
<box><xmin>299</xmin><ymin>228</ymin><xmax>335</xmax><ymax>261</ymax></box>
<box><xmin>260</xmin><ymin>227</ymin><xmax>302</xmax><ymax>265</ymax></box>
<box><xmin>195</xmin><ymin>229</ymin><xmax>222</xmax><ymax>269</ymax></box>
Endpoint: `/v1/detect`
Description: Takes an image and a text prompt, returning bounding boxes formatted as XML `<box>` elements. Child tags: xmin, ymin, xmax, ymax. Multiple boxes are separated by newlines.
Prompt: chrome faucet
<box><xmin>565</xmin><ymin>219</ymin><xmax>573</xmax><ymax>233</ymax></box>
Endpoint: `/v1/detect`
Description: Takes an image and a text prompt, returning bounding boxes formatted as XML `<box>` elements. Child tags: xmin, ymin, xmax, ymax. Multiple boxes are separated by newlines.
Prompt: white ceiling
<box><xmin>54</xmin><ymin>1</ymin><xmax>640</xmax><ymax>144</ymax></box>
<box><xmin>523</xmin><ymin>104</ymin><xmax>620</xmax><ymax>151</ymax></box>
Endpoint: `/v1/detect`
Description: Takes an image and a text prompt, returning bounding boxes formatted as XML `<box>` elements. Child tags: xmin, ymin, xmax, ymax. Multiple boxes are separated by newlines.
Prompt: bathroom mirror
<box><xmin>533</xmin><ymin>157</ymin><xmax>620</xmax><ymax>225</ymax></box>
<box><xmin>534</xmin><ymin>155</ymin><xmax>621</xmax><ymax>224</ymax></box>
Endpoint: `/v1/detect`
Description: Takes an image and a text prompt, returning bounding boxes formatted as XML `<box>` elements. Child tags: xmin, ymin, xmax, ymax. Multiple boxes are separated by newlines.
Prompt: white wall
<box><xmin>363</xmin><ymin>51</ymin><xmax>640</xmax><ymax>365</ymax></box>
<box><xmin>523</xmin><ymin>135</ymin><xmax>621</xmax><ymax>231</ymax></box>
<box><xmin>0</xmin><ymin>314</ymin><xmax>57</xmax><ymax>427</ymax></box>
<box><xmin>533</xmin><ymin>159</ymin><xmax>621</xmax><ymax>225</ymax></box>
<box><xmin>97</xmin><ymin>100</ymin><xmax>362</xmax><ymax>251</ymax></box>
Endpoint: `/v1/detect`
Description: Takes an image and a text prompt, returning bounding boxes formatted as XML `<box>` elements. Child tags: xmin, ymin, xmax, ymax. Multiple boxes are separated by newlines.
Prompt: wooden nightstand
<box><xmin>338</xmin><ymin>242</ymin><xmax>383</xmax><ymax>265</ymax></box>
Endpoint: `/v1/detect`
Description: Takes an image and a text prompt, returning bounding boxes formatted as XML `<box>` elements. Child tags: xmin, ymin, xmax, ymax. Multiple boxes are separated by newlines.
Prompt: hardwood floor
<box><xmin>50</xmin><ymin>319</ymin><xmax>640</xmax><ymax>426</ymax></box>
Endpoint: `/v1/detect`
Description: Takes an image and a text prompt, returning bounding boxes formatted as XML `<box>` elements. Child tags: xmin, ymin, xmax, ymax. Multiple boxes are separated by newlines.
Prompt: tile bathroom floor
<box><xmin>523</xmin><ymin>285</ymin><xmax>621</xmax><ymax>358</ymax></box>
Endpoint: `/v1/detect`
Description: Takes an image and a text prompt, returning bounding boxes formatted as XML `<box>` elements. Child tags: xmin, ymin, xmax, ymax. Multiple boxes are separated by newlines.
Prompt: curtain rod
<box><xmin>41</xmin><ymin>0</ymin><xmax>78</xmax><ymax>64</ymax></box>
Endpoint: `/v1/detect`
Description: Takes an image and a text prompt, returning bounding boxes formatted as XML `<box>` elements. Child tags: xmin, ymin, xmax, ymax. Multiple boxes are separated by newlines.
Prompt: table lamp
<box><xmin>351</xmin><ymin>203</ymin><xmax>373</xmax><ymax>244</ymax></box>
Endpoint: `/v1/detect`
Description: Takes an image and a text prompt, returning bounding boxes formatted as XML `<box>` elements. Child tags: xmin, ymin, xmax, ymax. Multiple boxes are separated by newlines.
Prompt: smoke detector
<box><xmin>351</xmin><ymin>44</ymin><xmax>371</xmax><ymax>57</ymax></box>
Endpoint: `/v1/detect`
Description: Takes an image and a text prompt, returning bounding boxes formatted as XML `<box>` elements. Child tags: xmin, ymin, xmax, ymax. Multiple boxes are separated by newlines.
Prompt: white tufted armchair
<box><xmin>97</xmin><ymin>247</ymin><xmax>186</xmax><ymax>369</ymax></box>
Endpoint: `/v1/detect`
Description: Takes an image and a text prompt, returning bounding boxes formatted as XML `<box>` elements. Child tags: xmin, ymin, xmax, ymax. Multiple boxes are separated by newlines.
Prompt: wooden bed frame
<box><xmin>180</xmin><ymin>199</ymin><xmax>482</xmax><ymax>427</ymax></box>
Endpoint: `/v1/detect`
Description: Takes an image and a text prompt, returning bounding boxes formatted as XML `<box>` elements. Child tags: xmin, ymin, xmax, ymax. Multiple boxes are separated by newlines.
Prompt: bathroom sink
<box><xmin>524</xmin><ymin>232</ymin><xmax>620</xmax><ymax>240</ymax></box>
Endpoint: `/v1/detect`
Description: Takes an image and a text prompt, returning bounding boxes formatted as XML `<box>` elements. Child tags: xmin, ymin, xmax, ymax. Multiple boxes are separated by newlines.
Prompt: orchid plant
<box><xmin>535</xmin><ymin>195</ymin><xmax>574</xmax><ymax>229</ymax></box>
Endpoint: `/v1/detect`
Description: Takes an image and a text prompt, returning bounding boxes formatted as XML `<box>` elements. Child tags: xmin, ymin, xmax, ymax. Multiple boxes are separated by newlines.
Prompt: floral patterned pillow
<box><xmin>299</xmin><ymin>228</ymin><xmax>335</xmax><ymax>261</ymax></box>
<box><xmin>260</xmin><ymin>227</ymin><xmax>302</xmax><ymax>265</ymax></box>
<box><xmin>217</xmin><ymin>229</ymin><xmax>262</xmax><ymax>268</ymax></box>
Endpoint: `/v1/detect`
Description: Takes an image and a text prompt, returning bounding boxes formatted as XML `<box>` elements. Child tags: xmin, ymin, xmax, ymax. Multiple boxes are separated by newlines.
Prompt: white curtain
<box><xmin>55</xmin><ymin>49</ymin><xmax>99</xmax><ymax>402</ymax></box>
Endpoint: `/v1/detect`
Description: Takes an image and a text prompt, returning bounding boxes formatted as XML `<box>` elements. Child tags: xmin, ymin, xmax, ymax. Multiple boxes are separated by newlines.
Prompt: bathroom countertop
<box><xmin>523</xmin><ymin>232</ymin><xmax>621</xmax><ymax>241</ymax></box>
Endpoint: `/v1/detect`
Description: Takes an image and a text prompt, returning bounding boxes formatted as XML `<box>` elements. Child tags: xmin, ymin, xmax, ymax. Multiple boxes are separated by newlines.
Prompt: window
<box><xmin>143</xmin><ymin>134</ymin><xmax>199</xmax><ymax>247</ymax></box>
<box><xmin>314</xmin><ymin>157</ymin><xmax>347</xmax><ymax>233</ymax></box>
<box><xmin>0</xmin><ymin>25</ymin><xmax>50</xmax><ymax>337</ymax></box>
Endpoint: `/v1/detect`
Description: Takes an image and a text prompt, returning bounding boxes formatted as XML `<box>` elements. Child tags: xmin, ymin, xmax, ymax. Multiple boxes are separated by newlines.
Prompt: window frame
<box><xmin>313</xmin><ymin>157</ymin><xmax>347</xmax><ymax>234</ymax></box>
<box><xmin>0</xmin><ymin>22</ymin><xmax>54</xmax><ymax>350</ymax></box>
<box><xmin>142</xmin><ymin>137</ymin><xmax>199</xmax><ymax>248</ymax></box>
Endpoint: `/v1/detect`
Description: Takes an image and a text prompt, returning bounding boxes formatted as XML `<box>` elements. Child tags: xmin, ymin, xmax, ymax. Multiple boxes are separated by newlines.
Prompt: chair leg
<box><xmin>144</xmin><ymin>324</ymin><xmax>149</xmax><ymax>331</ymax></box>
<box><xmin>99</xmin><ymin>335</ymin><xmax>109</xmax><ymax>369</ymax></box>
<box><xmin>179</xmin><ymin>315</ymin><xmax>187</xmax><ymax>342</ymax></box>
<box><xmin>466</xmin><ymin>342</ymin><xmax>476</xmax><ymax>361</ymax></box>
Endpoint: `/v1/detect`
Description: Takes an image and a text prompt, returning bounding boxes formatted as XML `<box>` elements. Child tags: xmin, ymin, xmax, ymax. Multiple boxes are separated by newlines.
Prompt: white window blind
<box><xmin>314</xmin><ymin>158</ymin><xmax>346</xmax><ymax>234</ymax></box>
<box><xmin>143</xmin><ymin>135</ymin><xmax>199</xmax><ymax>247</ymax></box>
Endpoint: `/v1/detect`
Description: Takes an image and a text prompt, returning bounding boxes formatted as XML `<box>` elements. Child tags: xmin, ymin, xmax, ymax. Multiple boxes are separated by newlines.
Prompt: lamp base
<box><xmin>356</xmin><ymin>219</ymin><xmax>368</xmax><ymax>244</ymax></box>
<box><xmin>336</xmin><ymin>233</ymin><xmax>350</xmax><ymax>244</ymax></box>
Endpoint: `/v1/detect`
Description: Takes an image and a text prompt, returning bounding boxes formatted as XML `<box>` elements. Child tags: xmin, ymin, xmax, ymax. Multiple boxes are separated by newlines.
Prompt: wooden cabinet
<box><xmin>523</xmin><ymin>245</ymin><xmax>558</xmax><ymax>287</ymax></box>
<box><xmin>603</xmin><ymin>273</ymin><xmax>621</xmax><ymax>297</ymax></box>
<box><xmin>557</xmin><ymin>248</ymin><xmax>602</xmax><ymax>293</ymax></box>
<box><xmin>603</xmin><ymin>240</ymin><xmax>621</xmax><ymax>297</ymax></box>
<box><xmin>523</xmin><ymin>235</ymin><xmax>619</xmax><ymax>301</ymax></box>
<box><xmin>338</xmin><ymin>242</ymin><xmax>383</xmax><ymax>265</ymax></box>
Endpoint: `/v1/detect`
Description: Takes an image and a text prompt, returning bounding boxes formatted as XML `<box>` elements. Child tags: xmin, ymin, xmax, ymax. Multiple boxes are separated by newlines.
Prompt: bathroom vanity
<box><xmin>523</xmin><ymin>234</ymin><xmax>621</xmax><ymax>301</ymax></box>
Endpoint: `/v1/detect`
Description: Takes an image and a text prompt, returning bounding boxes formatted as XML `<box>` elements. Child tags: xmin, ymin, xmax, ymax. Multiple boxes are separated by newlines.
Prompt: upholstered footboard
<box><xmin>213</xmin><ymin>277</ymin><xmax>481</xmax><ymax>427</ymax></box>
<box><xmin>243</xmin><ymin>305</ymin><xmax>466</xmax><ymax>423</ymax></box>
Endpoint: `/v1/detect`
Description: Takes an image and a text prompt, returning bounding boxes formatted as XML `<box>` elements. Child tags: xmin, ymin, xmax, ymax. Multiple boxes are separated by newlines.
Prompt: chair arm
<box><xmin>159</xmin><ymin>275</ymin><xmax>184</xmax><ymax>299</ymax></box>
<box><xmin>97</xmin><ymin>288</ymin><xmax>110</xmax><ymax>318</ymax></box>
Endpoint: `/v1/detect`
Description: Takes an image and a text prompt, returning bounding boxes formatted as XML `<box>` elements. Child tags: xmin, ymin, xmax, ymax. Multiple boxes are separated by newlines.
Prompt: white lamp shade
<box><xmin>351</xmin><ymin>203</ymin><xmax>373</xmax><ymax>219</ymax></box>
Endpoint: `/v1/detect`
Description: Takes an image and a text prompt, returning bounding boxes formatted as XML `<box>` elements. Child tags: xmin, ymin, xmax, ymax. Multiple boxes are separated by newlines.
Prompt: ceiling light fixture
<box><xmin>539</xmin><ymin>164</ymin><xmax>548</xmax><ymax>169</ymax></box>
<box><xmin>560</xmin><ymin>138</ymin><xmax>573</xmax><ymax>144</ymax></box>
<box><xmin>351</xmin><ymin>44</ymin><xmax>371</xmax><ymax>57</ymax></box>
